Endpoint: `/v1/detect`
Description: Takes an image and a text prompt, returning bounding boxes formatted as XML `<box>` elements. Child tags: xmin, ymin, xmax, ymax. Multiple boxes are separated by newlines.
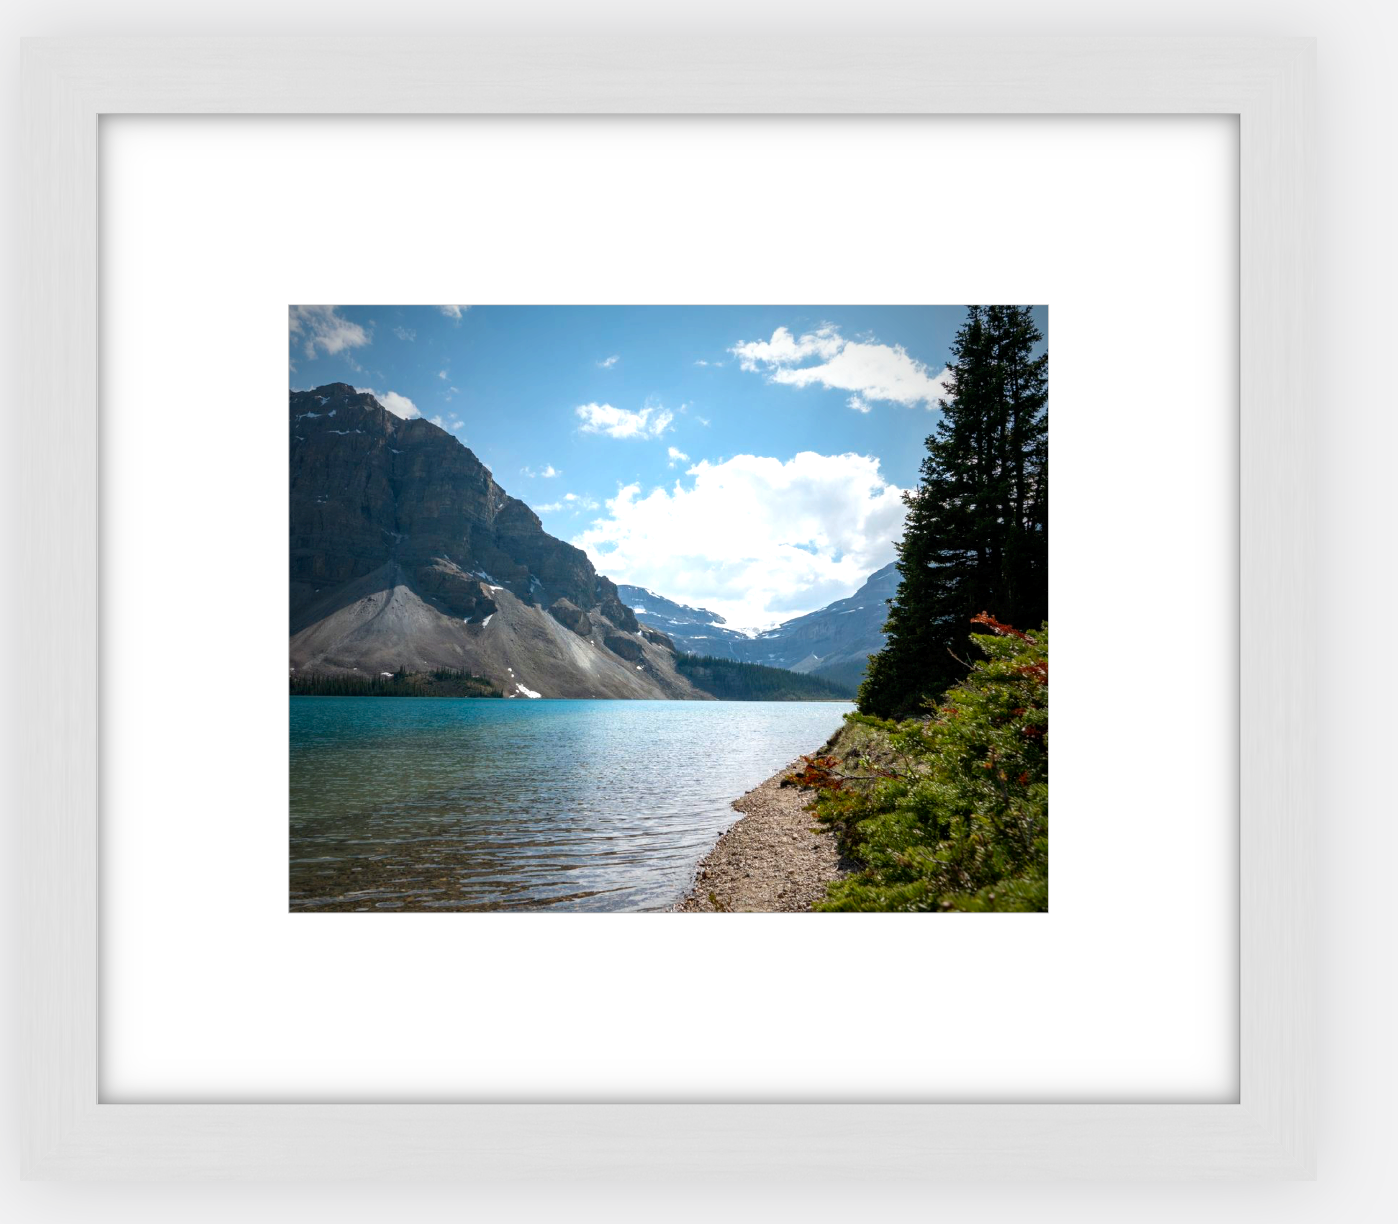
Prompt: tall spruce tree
<box><xmin>858</xmin><ymin>305</ymin><xmax>1048</xmax><ymax>718</ymax></box>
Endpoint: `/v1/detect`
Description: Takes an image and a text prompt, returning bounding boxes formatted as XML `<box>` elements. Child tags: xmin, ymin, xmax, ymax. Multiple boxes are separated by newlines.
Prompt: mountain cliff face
<box><xmin>289</xmin><ymin>384</ymin><xmax>698</xmax><ymax>699</ymax></box>
<box><xmin>623</xmin><ymin>563</ymin><xmax>898</xmax><ymax>690</ymax></box>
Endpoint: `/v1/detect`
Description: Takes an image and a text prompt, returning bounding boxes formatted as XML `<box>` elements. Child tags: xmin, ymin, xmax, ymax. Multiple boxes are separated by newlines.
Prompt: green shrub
<box><xmin>803</xmin><ymin>616</ymin><xmax>1047</xmax><ymax>912</ymax></box>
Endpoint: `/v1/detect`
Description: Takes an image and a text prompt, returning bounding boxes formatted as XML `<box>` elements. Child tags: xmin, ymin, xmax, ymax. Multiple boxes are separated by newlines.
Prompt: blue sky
<box><xmin>289</xmin><ymin>304</ymin><xmax>1045</xmax><ymax>629</ymax></box>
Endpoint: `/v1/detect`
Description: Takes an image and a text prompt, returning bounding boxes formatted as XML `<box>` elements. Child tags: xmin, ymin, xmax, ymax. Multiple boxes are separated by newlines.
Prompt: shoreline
<box><xmin>675</xmin><ymin>752</ymin><xmax>850</xmax><ymax>913</ymax></box>
<box><xmin>288</xmin><ymin>691</ymin><xmax>853</xmax><ymax>703</ymax></box>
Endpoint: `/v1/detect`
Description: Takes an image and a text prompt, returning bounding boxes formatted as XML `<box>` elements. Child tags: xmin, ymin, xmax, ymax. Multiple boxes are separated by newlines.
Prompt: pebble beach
<box><xmin>675</xmin><ymin>757</ymin><xmax>848</xmax><ymax>912</ymax></box>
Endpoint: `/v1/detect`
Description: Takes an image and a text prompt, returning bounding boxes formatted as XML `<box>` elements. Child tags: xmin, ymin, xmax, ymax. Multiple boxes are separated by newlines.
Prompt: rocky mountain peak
<box><xmin>289</xmin><ymin>385</ymin><xmax>665</xmax><ymax>697</ymax></box>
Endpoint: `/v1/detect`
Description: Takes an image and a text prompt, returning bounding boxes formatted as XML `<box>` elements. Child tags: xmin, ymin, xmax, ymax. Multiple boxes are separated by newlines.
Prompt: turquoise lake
<box><xmin>289</xmin><ymin>697</ymin><xmax>853</xmax><ymax>912</ymax></box>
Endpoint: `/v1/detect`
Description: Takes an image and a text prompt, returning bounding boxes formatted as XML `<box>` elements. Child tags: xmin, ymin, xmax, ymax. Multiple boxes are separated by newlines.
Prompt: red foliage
<box><xmin>786</xmin><ymin>754</ymin><xmax>845</xmax><ymax>792</ymax></box>
<box><xmin>970</xmin><ymin>611</ymin><xmax>1031</xmax><ymax>641</ymax></box>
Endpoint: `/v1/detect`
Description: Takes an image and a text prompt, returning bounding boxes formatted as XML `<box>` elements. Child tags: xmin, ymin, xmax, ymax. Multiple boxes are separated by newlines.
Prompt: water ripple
<box><xmin>290</xmin><ymin>697</ymin><xmax>852</xmax><ymax>912</ymax></box>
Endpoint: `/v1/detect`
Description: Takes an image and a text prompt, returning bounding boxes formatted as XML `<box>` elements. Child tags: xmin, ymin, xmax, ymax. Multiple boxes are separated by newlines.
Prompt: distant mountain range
<box><xmin>619</xmin><ymin>563</ymin><xmax>897</xmax><ymax>691</ymax></box>
<box><xmin>613</xmin><ymin>585</ymin><xmax>754</xmax><ymax>657</ymax></box>
<box><xmin>290</xmin><ymin>384</ymin><xmax>894</xmax><ymax>700</ymax></box>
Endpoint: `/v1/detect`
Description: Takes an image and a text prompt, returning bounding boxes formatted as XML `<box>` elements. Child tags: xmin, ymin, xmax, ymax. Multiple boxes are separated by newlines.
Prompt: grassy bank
<box><xmin>786</xmin><ymin>617</ymin><xmax>1048</xmax><ymax>912</ymax></box>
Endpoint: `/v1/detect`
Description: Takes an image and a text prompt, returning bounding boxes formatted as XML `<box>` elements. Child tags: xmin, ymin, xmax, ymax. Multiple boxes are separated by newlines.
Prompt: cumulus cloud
<box><xmin>597</xmin><ymin>355</ymin><xmax>619</xmax><ymax>369</ymax></box>
<box><xmin>289</xmin><ymin>305</ymin><xmax>370</xmax><ymax>360</ymax></box>
<box><xmin>563</xmin><ymin>492</ymin><xmax>600</xmax><ymax>511</ymax></box>
<box><xmin>575</xmin><ymin>402</ymin><xmax>674</xmax><ymax>439</ymax></box>
<box><xmin>575</xmin><ymin>451</ymin><xmax>906</xmax><ymax>628</ymax></box>
<box><xmin>520</xmin><ymin>464</ymin><xmax>560</xmax><ymax>479</ymax></box>
<box><xmin>730</xmin><ymin>323</ymin><xmax>952</xmax><ymax>410</ymax></box>
<box><xmin>667</xmin><ymin>446</ymin><xmax>689</xmax><ymax>467</ymax></box>
<box><xmin>438</xmin><ymin>305</ymin><xmax>469</xmax><ymax>319</ymax></box>
<box><xmin>356</xmin><ymin>387</ymin><xmax>419</xmax><ymax>419</ymax></box>
<box><xmin>535</xmin><ymin>501</ymin><xmax>564</xmax><ymax>513</ymax></box>
<box><xmin>730</xmin><ymin>324</ymin><xmax>843</xmax><ymax>371</ymax></box>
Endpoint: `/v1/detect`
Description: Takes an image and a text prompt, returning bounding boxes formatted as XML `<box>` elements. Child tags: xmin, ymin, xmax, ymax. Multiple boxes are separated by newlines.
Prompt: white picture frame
<box><xmin>18</xmin><ymin>34</ymin><xmax>1314</xmax><ymax>1179</ymax></box>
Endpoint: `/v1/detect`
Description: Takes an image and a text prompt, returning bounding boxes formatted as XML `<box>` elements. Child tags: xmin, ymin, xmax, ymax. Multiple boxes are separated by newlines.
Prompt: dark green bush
<box><xmin>807</xmin><ymin>616</ymin><xmax>1047</xmax><ymax>912</ymax></box>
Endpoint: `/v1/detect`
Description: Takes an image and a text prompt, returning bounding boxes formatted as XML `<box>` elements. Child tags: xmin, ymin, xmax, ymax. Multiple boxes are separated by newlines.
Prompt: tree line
<box><xmin>290</xmin><ymin>667</ymin><xmax>502</xmax><ymax>698</ymax></box>
<box><xmin>793</xmin><ymin>305</ymin><xmax>1048</xmax><ymax>911</ymax></box>
<box><xmin>859</xmin><ymin>304</ymin><xmax>1048</xmax><ymax>718</ymax></box>
<box><xmin>676</xmin><ymin>654</ymin><xmax>857</xmax><ymax>701</ymax></box>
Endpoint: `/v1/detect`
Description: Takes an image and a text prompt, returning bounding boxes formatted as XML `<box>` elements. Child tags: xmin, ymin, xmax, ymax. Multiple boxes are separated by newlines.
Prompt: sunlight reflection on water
<box><xmin>289</xmin><ymin>697</ymin><xmax>851</xmax><ymax>912</ymax></box>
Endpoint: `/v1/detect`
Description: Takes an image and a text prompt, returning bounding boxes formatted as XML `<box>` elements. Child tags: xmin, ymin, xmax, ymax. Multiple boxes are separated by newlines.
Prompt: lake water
<box><xmin>290</xmin><ymin>697</ymin><xmax>853</xmax><ymax>912</ymax></box>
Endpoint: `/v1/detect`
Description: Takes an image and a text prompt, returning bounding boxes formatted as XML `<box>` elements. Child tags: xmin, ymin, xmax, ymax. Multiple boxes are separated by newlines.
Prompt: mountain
<box><xmin>622</xmin><ymin>563</ymin><xmax>898</xmax><ymax>690</ymax></box>
<box><xmin>289</xmin><ymin>384</ymin><xmax>701</xmax><ymax>700</ymax></box>
<box><xmin>613</xmin><ymin>585</ymin><xmax>753</xmax><ymax>660</ymax></box>
<box><xmin>741</xmin><ymin>562</ymin><xmax>899</xmax><ymax>688</ymax></box>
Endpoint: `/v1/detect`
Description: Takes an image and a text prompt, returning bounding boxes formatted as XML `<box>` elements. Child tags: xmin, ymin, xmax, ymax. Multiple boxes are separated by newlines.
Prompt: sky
<box><xmin>289</xmin><ymin>304</ymin><xmax>1045</xmax><ymax>630</ymax></box>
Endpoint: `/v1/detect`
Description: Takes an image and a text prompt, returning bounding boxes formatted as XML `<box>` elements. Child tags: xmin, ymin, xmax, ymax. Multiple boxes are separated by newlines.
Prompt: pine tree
<box><xmin>859</xmin><ymin>305</ymin><xmax>1048</xmax><ymax>718</ymax></box>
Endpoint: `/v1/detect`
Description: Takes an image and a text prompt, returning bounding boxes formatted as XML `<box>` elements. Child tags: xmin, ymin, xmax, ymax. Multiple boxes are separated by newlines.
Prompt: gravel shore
<box><xmin>675</xmin><ymin>758</ymin><xmax>849</xmax><ymax>912</ymax></box>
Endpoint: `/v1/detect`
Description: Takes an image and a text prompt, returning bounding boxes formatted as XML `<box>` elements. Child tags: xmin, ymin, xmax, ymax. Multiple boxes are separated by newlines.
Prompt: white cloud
<box><xmin>597</xmin><ymin>355</ymin><xmax>619</xmax><ymax>369</ymax></box>
<box><xmin>731</xmin><ymin>323</ymin><xmax>952</xmax><ymax>410</ymax></box>
<box><xmin>356</xmin><ymin>387</ymin><xmax>419</xmax><ymax>419</ymax></box>
<box><xmin>575</xmin><ymin>451</ymin><xmax>906</xmax><ymax>628</ymax></box>
<box><xmin>730</xmin><ymin>324</ymin><xmax>843</xmax><ymax>371</ymax></box>
<box><xmin>535</xmin><ymin>501</ymin><xmax>564</xmax><ymax>513</ymax></box>
<box><xmin>438</xmin><ymin>305</ymin><xmax>469</xmax><ymax>319</ymax></box>
<box><xmin>392</xmin><ymin>325</ymin><xmax>416</xmax><ymax>342</ymax></box>
<box><xmin>696</xmin><ymin>415</ymin><xmax>711</xmax><ymax>427</ymax></box>
<box><xmin>667</xmin><ymin>446</ymin><xmax>689</xmax><ymax>467</ymax></box>
<box><xmin>541</xmin><ymin>464</ymin><xmax>559</xmax><ymax>478</ymax></box>
<box><xmin>289</xmin><ymin>305</ymin><xmax>370</xmax><ymax>360</ymax></box>
<box><xmin>562</xmin><ymin>492</ymin><xmax>599</xmax><ymax>510</ymax></box>
<box><xmin>575</xmin><ymin>402</ymin><xmax>674</xmax><ymax>440</ymax></box>
<box><xmin>438</xmin><ymin>370</ymin><xmax>448</xmax><ymax>379</ymax></box>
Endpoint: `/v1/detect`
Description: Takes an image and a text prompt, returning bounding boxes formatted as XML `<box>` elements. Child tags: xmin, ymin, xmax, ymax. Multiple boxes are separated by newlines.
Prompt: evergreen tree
<box><xmin>859</xmin><ymin>305</ymin><xmax>1048</xmax><ymax>717</ymax></box>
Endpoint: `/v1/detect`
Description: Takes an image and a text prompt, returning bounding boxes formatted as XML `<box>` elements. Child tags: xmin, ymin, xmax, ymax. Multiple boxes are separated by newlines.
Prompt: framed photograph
<box><xmin>18</xmin><ymin>33</ymin><xmax>1314</xmax><ymax>1179</ymax></box>
<box><xmin>284</xmin><ymin>304</ymin><xmax>1047</xmax><ymax>917</ymax></box>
